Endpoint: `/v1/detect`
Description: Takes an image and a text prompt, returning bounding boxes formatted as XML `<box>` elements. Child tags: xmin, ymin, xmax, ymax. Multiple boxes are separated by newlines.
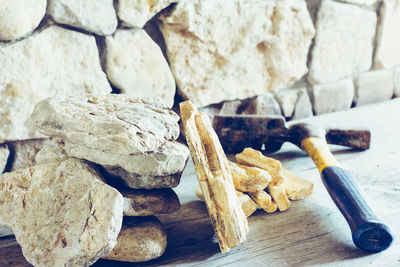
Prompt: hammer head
<box><xmin>213</xmin><ymin>115</ymin><xmax>371</xmax><ymax>154</ymax></box>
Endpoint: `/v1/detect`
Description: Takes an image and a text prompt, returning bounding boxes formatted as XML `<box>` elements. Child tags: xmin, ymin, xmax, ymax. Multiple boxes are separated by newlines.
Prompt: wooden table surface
<box><xmin>1</xmin><ymin>99</ymin><xmax>400</xmax><ymax>266</ymax></box>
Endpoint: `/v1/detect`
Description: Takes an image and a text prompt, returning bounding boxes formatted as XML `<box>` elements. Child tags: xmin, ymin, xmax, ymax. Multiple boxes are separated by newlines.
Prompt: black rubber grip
<box><xmin>321</xmin><ymin>166</ymin><xmax>394</xmax><ymax>252</ymax></box>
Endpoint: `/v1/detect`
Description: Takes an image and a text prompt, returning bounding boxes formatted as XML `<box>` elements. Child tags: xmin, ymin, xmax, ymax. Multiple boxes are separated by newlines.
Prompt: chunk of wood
<box><xmin>236</xmin><ymin>148</ymin><xmax>283</xmax><ymax>186</ymax></box>
<box><xmin>248</xmin><ymin>190</ymin><xmax>278</xmax><ymax>213</ymax></box>
<box><xmin>267</xmin><ymin>184</ymin><xmax>291</xmax><ymax>212</ymax></box>
<box><xmin>282</xmin><ymin>169</ymin><xmax>313</xmax><ymax>200</ymax></box>
<box><xmin>180</xmin><ymin>100</ymin><xmax>248</xmax><ymax>254</ymax></box>
<box><xmin>195</xmin><ymin>187</ymin><xmax>257</xmax><ymax>217</ymax></box>
<box><xmin>229</xmin><ymin>161</ymin><xmax>270</xmax><ymax>193</ymax></box>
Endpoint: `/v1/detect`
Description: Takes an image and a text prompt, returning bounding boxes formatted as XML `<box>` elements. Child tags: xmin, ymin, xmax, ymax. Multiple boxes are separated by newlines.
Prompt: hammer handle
<box><xmin>302</xmin><ymin>137</ymin><xmax>394</xmax><ymax>252</ymax></box>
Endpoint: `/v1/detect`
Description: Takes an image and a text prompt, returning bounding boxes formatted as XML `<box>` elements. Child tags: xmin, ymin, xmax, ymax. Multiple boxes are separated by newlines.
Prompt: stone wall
<box><xmin>1</xmin><ymin>0</ymin><xmax>400</xmax><ymax>145</ymax></box>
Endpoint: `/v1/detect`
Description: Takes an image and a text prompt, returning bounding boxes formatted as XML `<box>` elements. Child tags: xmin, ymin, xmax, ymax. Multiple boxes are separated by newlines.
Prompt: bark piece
<box><xmin>236</xmin><ymin>148</ymin><xmax>283</xmax><ymax>186</ymax></box>
<box><xmin>0</xmin><ymin>159</ymin><xmax>124</xmax><ymax>267</ymax></box>
<box><xmin>180</xmin><ymin>100</ymin><xmax>248</xmax><ymax>253</ymax></box>
<box><xmin>267</xmin><ymin>184</ymin><xmax>291</xmax><ymax>212</ymax></box>
<box><xmin>122</xmin><ymin>188</ymin><xmax>180</xmax><ymax>216</ymax></box>
<box><xmin>103</xmin><ymin>216</ymin><xmax>167</xmax><ymax>263</ymax></box>
<box><xmin>195</xmin><ymin>187</ymin><xmax>257</xmax><ymax>218</ymax></box>
<box><xmin>282</xmin><ymin>169</ymin><xmax>313</xmax><ymax>200</ymax></box>
<box><xmin>31</xmin><ymin>95</ymin><xmax>180</xmax><ymax>156</ymax></box>
<box><xmin>6</xmin><ymin>139</ymin><xmax>47</xmax><ymax>172</ymax></box>
<box><xmin>248</xmin><ymin>190</ymin><xmax>278</xmax><ymax>213</ymax></box>
<box><xmin>229</xmin><ymin>161</ymin><xmax>270</xmax><ymax>193</ymax></box>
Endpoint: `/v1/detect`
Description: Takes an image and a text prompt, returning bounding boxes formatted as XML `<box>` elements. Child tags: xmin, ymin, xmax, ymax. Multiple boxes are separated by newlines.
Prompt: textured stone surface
<box><xmin>0</xmin><ymin>145</ymin><xmax>9</xmax><ymax>174</ymax></box>
<box><xmin>7</xmin><ymin>139</ymin><xmax>46</xmax><ymax>172</ymax></box>
<box><xmin>32</xmin><ymin>95</ymin><xmax>180</xmax><ymax>155</ymax></box>
<box><xmin>0</xmin><ymin>159</ymin><xmax>123</xmax><ymax>267</ymax></box>
<box><xmin>243</xmin><ymin>93</ymin><xmax>281</xmax><ymax>115</ymax></box>
<box><xmin>35</xmin><ymin>138</ymin><xmax>68</xmax><ymax>165</ymax></box>
<box><xmin>118</xmin><ymin>0</ymin><xmax>176</xmax><ymax>28</ymax></box>
<box><xmin>160</xmin><ymin>0</ymin><xmax>315</xmax><ymax>107</ymax></box>
<box><xmin>311</xmin><ymin>78</ymin><xmax>354</xmax><ymax>115</ymax></box>
<box><xmin>292</xmin><ymin>88</ymin><xmax>313</xmax><ymax>120</ymax></box>
<box><xmin>341</xmin><ymin>0</ymin><xmax>378</xmax><ymax>5</ymax></box>
<box><xmin>275</xmin><ymin>89</ymin><xmax>298</xmax><ymax>118</ymax></box>
<box><xmin>394</xmin><ymin>66</ymin><xmax>400</xmax><ymax>97</ymax></box>
<box><xmin>0</xmin><ymin>0</ymin><xmax>46</xmax><ymax>41</ymax></box>
<box><xmin>122</xmin><ymin>188</ymin><xmax>180</xmax><ymax>216</ymax></box>
<box><xmin>48</xmin><ymin>0</ymin><xmax>117</xmax><ymax>35</ymax></box>
<box><xmin>308</xmin><ymin>0</ymin><xmax>376</xmax><ymax>84</ymax></box>
<box><xmin>374</xmin><ymin>0</ymin><xmax>400</xmax><ymax>68</ymax></box>
<box><xmin>354</xmin><ymin>69</ymin><xmax>394</xmax><ymax>106</ymax></box>
<box><xmin>104</xmin><ymin>166</ymin><xmax>183</xmax><ymax>189</ymax></box>
<box><xmin>105</xmin><ymin>29</ymin><xmax>176</xmax><ymax>107</ymax></box>
<box><xmin>219</xmin><ymin>100</ymin><xmax>243</xmax><ymax>115</ymax></box>
<box><xmin>68</xmin><ymin>141</ymin><xmax>189</xmax><ymax>176</ymax></box>
<box><xmin>103</xmin><ymin>216</ymin><xmax>167</xmax><ymax>262</ymax></box>
<box><xmin>0</xmin><ymin>26</ymin><xmax>111</xmax><ymax>143</ymax></box>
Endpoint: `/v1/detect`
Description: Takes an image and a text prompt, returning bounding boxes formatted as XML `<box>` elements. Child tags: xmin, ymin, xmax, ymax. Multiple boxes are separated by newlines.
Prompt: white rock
<box><xmin>35</xmin><ymin>138</ymin><xmax>69</xmax><ymax>165</ymax></box>
<box><xmin>308</xmin><ymin>0</ymin><xmax>377</xmax><ymax>84</ymax></box>
<box><xmin>0</xmin><ymin>0</ymin><xmax>46</xmax><ymax>41</ymax></box>
<box><xmin>219</xmin><ymin>100</ymin><xmax>243</xmax><ymax>115</ymax></box>
<box><xmin>48</xmin><ymin>0</ymin><xmax>117</xmax><ymax>36</ymax></box>
<box><xmin>243</xmin><ymin>93</ymin><xmax>281</xmax><ymax>115</ymax></box>
<box><xmin>340</xmin><ymin>0</ymin><xmax>378</xmax><ymax>5</ymax></box>
<box><xmin>0</xmin><ymin>26</ymin><xmax>111</xmax><ymax>143</ymax></box>
<box><xmin>311</xmin><ymin>78</ymin><xmax>354</xmax><ymax>115</ymax></box>
<box><xmin>160</xmin><ymin>0</ymin><xmax>315</xmax><ymax>107</ymax></box>
<box><xmin>105</xmin><ymin>29</ymin><xmax>176</xmax><ymax>108</ymax></box>
<box><xmin>394</xmin><ymin>66</ymin><xmax>400</xmax><ymax>97</ymax></box>
<box><xmin>31</xmin><ymin>95</ymin><xmax>180</xmax><ymax>155</ymax></box>
<box><xmin>275</xmin><ymin>89</ymin><xmax>298</xmax><ymax>118</ymax></box>
<box><xmin>374</xmin><ymin>0</ymin><xmax>400</xmax><ymax>69</ymax></box>
<box><xmin>354</xmin><ymin>69</ymin><xmax>394</xmax><ymax>106</ymax></box>
<box><xmin>118</xmin><ymin>0</ymin><xmax>177</xmax><ymax>28</ymax></box>
<box><xmin>0</xmin><ymin>159</ymin><xmax>123</xmax><ymax>267</ymax></box>
<box><xmin>292</xmin><ymin>88</ymin><xmax>313</xmax><ymax>120</ymax></box>
<box><xmin>0</xmin><ymin>145</ymin><xmax>9</xmax><ymax>173</ymax></box>
<box><xmin>7</xmin><ymin>139</ymin><xmax>46</xmax><ymax>172</ymax></box>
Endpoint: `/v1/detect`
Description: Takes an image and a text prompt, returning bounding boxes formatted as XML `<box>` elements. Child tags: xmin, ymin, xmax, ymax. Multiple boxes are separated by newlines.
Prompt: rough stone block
<box><xmin>6</xmin><ymin>139</ymin><xmax>46</xmax><ymax>172</ymax></box>
<box><xmin>48</xmin><ymin>0</ymin><xmax>118</xmax><ymax>35</ymax></box>
<box><xmin>275</xmin><ymin>89</ymin><xmax>298</xmax><ymax>118</ymax></box>
<box><xmin>311</xmin><ymin>78</ymin><xmax>354</xmax><ymax>115</ymax></box>
<box><xmin>0</xmin><ymin>0</ymin><xmax>46</xmax><ymax>41</ymax></box>
<box><xmin>0</xmin><ymin>26</ymin><xmax>111</xmax><ymax>142</ymax></box>
<box><xmin>308</xmin><ymin>0</ymin><xmax>377</xmax><ymax>84</ymax></box>
<box><xmin>160</xmin><ymin>0</ymin><xmax>315</xmax><ymax>107</ymax></box>
<box><xmin>105</xmin><ymin>29</ymin><xmax>176</xmax><ymax>107</ymax></box>
<box><xmin>354</xmin><ymin>69</ymin><xmax>394</xmax><ymax>106</ymax></box>
<box><xmin>394</xmin><ymin>66</ymin><xmax>400</xmax><ymax>97</ymax></box>
<box><xmin>0</xmin><ymin>145</ymin><xmax>9</xmax><ymax>174</ymax></box>
<box><xmin>243</xmin><ymin>93</ymin><xmax>281</xmax><ymax>115</ymax></box>
<box><xmin>374</xmin><ymin>0</ymin><xmax>400</xmax><ymax>69</ymax></box>
<box><xmin>292</xmin><ymin>88</ymin><xmax>313</xmax><ymax>120</ymax></box>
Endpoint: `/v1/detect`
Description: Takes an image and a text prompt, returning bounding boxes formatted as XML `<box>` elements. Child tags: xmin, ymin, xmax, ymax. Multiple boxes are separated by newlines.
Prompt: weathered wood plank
<box><xmin>2</xmin><ymin>99</ymin><xmax>400</xmax><ymax>266</ymax></box>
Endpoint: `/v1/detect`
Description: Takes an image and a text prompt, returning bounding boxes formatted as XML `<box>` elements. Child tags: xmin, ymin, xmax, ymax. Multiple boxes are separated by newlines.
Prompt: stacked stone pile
<box><xmin>0</xmin><ymin>95</ymin><xmax>190</xmax><ymax>266</ymax></box>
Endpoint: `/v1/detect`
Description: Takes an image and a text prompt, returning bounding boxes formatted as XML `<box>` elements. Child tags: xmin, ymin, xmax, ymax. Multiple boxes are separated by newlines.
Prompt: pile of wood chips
<box><xmin>180</xmin><ymin>100</ymin><xmax>313</xmax><ymax>254</ymax></box>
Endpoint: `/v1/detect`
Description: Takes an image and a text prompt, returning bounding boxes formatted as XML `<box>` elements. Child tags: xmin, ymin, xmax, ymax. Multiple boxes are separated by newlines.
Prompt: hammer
<box><xmin>213</xmin><ymin>114</ymin><xmax>394</xmax><ymax>252</ymax></box>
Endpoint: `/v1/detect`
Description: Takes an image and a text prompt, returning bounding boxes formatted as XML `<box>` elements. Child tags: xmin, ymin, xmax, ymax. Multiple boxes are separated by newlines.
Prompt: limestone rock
<box><xmin>35</xmin><ymin>138</ymin><xmax>68</xmax><ymax>165</ymax></box>
<box><xmin>122</xmin><ymin>188</ymin><xmax>180</xmax><ymax>216</ymax></box>
<box><xmin>6</xmin><ymin>139</ymin><xmax>46</xmax><ymax>172</ymax></box>
<box><xmin>354</xmin><ymin>69</ymin><xmax>394</xmax><ymax>106</ymax></box>
<box><xmin>104</xmin><ymin>166</ymin><xmax>183</xmax><ymax>189</ymax></box>
<box><xmin>48</xmin><ymin>0</ymin><xmax>117</xmax><ymax>35</ymax></box>
<box><xmin>394</xmin><ymin>66</ymin><xmax>400</xmax><ymax>98</ymax></box>
<box><xmin>292</xmin><ymin>88</ymin><xmax>313</xmax><ymax>120</ymax></box>
<box><xmin>105</xmin><ymin>29</ymin><xmax>176</xmax><ymax>107</ymax></box>
<box><xmin>103</xmin><ymin>216</ymin><xmax>167</xmax><ymax>263</ymax></box>
<box><xmin>311</xmin><ymin>78</ymin><xmax>354</xmax><ymax>115</ymax></box>
<box><xmin>275</xmin><ymin>89</ymin><xmax>298</xmax><ymax>118</ymax></box>
<box><xmin>341</xmin><ymin>0</ymin><xmax>378</xmax><ymax>5</ymax></box>
<box><xmin>308</xmin><ymin>0</ymin><xmax>376</xmax><ymax>84</ymax></box>
<box><xmin>0</xmin><ymin>0</ymin><xmax>46</xmax><ymax>41</ymax></box>
<box><xmin>219</xmin><ymin>100</ymin><xmax>244</xmax><ymax>115</ymax></box>
<box><xmin>31</xmin><ymin>95</ymin><xmax>180</xmax><ymax>155</ymax></box>
<box><xmin>374</xmin><ymin>0</ymin><xmax>400</xmax><ymax>68</ymax></box>
<box><xmin>0</xmin><ymin>26</ymin><xmax>111</xmax><ymax>143</ymax></box>
<box><xmin>0</xmin><ymin>226</ymin><xmax>13</xmax><ymax>238</ymax></box>
<box><xmin>118</xmin><ymin>0</ymin><xmax>177</xmax><ymax>28</ymax></box>
<box><xmin>160</xmin><ymin>0</ymin><xmax>315</xmax><ymax>107</ymax></box>
<box><xmin>243</xmin><ymin>93</ymin><xmax>281</xmax><ymax>115</ymax></box>
<box><xmin>0</xmin><ymin>145</ymin><xmax>9</xmax><ymax>174</ymax></box>
<box><xmin>0</xmin><ymin>159</ymin><xmax>124</xmax><ymax>267</ymax></box>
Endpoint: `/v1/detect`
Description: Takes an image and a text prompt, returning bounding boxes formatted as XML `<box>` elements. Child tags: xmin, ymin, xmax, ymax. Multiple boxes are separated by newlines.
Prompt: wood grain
<box><xmin>1</xmin><ymin>99</ymin><xmax>400</xmax><ymax>266</ymax></box>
